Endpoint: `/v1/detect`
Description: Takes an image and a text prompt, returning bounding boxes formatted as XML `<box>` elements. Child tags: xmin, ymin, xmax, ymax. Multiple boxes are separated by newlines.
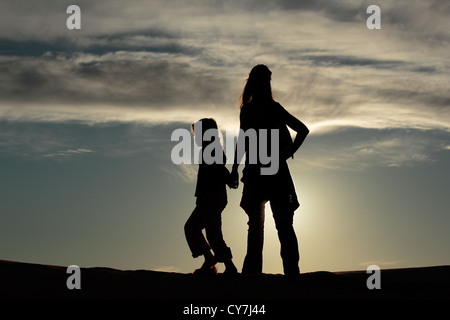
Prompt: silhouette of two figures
<box><xmin>184</xmin><ymin>65</ymin><xmax>309</xmax><ymax>276</ymax></box>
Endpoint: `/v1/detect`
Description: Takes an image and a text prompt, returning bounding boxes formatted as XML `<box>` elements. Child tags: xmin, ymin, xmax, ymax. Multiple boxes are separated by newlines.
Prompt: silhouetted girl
<box><xmin>185</xmin><ymin>118</ymin><xmax>237</xmax><ymax>275</ymax></box>
<box><xmin>231</xmin><ymin>65</ymin><xmax>309</xmax><ymax>276</ymax></box>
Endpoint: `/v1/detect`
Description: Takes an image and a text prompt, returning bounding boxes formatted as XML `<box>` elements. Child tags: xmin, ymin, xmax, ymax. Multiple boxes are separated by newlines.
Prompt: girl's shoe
<box><xmin>193</xmin><ymin>265</ymin><xmax>218</xmax><ymax>276</ymax></box>
<box><xmin>223</xmin><ymin>265</ymin><xmax>238</xmax><ymax>276</ymax></box>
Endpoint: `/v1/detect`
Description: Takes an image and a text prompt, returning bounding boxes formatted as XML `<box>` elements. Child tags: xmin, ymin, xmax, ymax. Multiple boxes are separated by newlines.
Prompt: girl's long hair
<box><xmin>239</xmin><ymin>64</ymin><xmax>274</xmax><ymax>108</ymax></box>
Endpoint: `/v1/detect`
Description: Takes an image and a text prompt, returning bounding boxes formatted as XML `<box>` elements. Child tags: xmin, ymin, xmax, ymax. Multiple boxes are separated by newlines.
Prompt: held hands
<box><xmin>228</xmin><ymin>169</ymin><xmax>239</xmax><ymax>189</ymax></box>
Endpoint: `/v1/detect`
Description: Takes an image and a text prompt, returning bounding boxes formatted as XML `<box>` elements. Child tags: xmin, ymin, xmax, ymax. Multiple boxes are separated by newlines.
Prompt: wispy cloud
<box><xmin>0</xmin><ymin>0</ymin><xmax>449</xmax><ymax>170</ymax></box>
<box><xmin>44</xmin><ymin>148</ymin><xmax>94</xmax><ymax>158</ymax></box>
<box><xmin>359</xmin><ymin>259</ymin><xmax>407</xmax><ymax>269</ymax></box>
<box><xmin>153</xmin><ymin>265</ymin><xmax>181</xmax><ymax>273</ymax></box>
<box><xmin>293</xmin><ymin>128</ymin><xmax>449</xmax><ymax>171</ymax></box>
<box><xmin>160</xmin><ymin>163</ymin><xmax>198</xmax><ymax>183</ymax></box>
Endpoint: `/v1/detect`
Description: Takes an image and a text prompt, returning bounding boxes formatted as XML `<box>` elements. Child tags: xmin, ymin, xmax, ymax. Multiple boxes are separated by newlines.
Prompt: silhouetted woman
<box><xmin>231</xmin><ymin>65</ymin><xmax>309</xmax><ymax>276</ymax></box>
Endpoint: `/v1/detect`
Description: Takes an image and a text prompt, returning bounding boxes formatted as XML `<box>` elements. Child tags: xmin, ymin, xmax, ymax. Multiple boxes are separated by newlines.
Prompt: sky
<box><xmin>0</xmin><ymin>0</ymin><xmax>449</xmax><ymax>275</ymax></box>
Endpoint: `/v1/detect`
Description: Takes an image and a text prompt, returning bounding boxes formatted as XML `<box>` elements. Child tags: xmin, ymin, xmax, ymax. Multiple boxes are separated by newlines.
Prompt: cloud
<box><xmin>358</xmin><ymin>259</ymin><xmax>407</xmax><ymax>268</ymax></box>
<box><xmin>0</xmin><ymin>121</ymin><xmax>71</xmax><ymax>157</ymax></box>
<box><xmin>299</xmin><ymin>54</ymin><xmax>406</xmax><ymax>70</ymax></box>
<box><xmin>160</xmin><ymin>163</ymin><xmax>198</xmax><ymax>183</ymax></box>
<box><xmin>0</xmin><ymin>120</ymin><xmax>178</xmax><ymax>160</ymax></box>
<box><xmin>0</xmin><ymin>0</ymin><xmax>449</xmax><ymax>171</ymax></box>
<box><xmin>44</xmin><ymin>148</ymin><xmax>94</xmax><ymax>158</ymax></box>
<box><xmin>0</xmin><ymin>28</ymin><xmax>197</xmax><ymax>57</ymax></box>
<box><xmin>293</xmin><ymin>127</ymin><xmax>449</xmax><ymax>171</ymax></box>
<box><xmin>1</xmin><ymin>48</ymin><xmax>448</xmax><ymax>134</ymax></box>
<box><xmin>153</xmin><ymin>265</ymin><xmax>181</xmax><ymax>273</ymax></box>
<box><xmin>0</xmin><ymin>53</ymin><xmax>234</xmax><ymax>106</ymax></box>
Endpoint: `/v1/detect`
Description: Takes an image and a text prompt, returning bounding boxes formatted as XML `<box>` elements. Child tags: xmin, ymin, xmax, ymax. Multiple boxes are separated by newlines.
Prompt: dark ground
<box><xmin>1</xmin><ymin>259</ymin><xmax>449</xmax><ymax>299</ymax></box>
<box><xmin>1</xmin><ymin>259</ymin><xmax>449</xmax><ymax>315</ymax></box>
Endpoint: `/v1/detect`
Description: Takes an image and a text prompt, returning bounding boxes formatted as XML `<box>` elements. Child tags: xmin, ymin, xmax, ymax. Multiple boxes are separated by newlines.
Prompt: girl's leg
<box><xmin>185</xmin><ymin>206</ymin><xmax>212</xmax><ymax>262</ymax></box>
<box><xmin>204</xmin><ymin>203</ymin><xmax>237</xmax><ymax>274</ymax></box>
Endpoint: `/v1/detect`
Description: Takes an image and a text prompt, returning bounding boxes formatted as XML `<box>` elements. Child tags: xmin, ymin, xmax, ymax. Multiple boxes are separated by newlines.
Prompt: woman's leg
<box><xmin>242</xmin><ymin>201</ymin><xmax>266</xmax><ymax>275</ymax></box>
<box><xmin>270</xmin><ymin>201</ymin><xmax>300</xmax><ymax>276</ymax></box>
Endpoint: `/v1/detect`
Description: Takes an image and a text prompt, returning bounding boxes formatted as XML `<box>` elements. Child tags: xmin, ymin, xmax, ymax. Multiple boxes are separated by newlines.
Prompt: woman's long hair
<box><xmin>239</xmin><ymin>64</ymin><xmax>274</xmax><ymax>108</ymax></box>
